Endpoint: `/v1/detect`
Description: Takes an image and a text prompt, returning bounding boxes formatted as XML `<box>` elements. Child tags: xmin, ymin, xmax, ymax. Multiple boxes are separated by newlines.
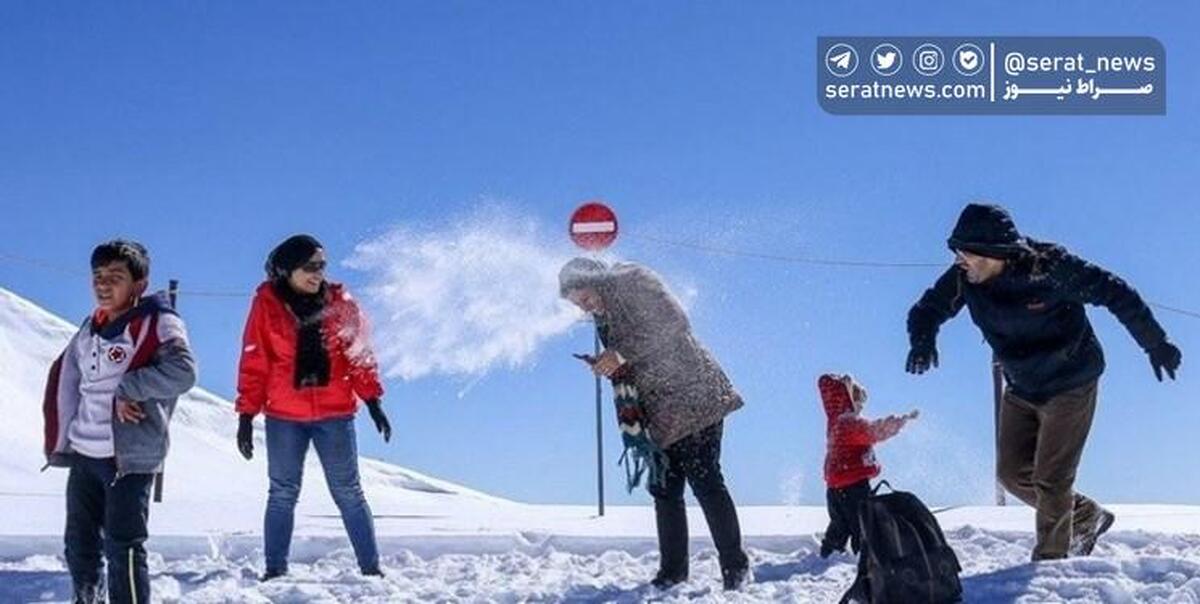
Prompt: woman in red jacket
<box><xmin>235</xmin><ymin>234</ymin><xmax>392</xmax><ymax>581</ymax></box>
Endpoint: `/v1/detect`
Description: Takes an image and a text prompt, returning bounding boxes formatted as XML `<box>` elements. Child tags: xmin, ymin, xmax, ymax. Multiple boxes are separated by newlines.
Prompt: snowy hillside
<box><xmin>1</xmin><ymin>286</ymin><xmax>1198</xmax><ymax>603</ymax></box>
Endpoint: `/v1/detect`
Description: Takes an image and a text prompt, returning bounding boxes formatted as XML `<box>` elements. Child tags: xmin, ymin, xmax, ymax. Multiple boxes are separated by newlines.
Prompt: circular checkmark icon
<box><xmin>953</xmin><ymin>43</ymin><xmax>985</xmax><ymax>76</ymax></box>
<box><xmin>870</xmin><ymin>43</ymin><xmax>903</xmax><ymax>76</ymax></box>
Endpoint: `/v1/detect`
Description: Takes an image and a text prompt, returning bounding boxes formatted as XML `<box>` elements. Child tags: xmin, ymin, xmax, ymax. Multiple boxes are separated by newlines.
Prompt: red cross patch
<box><xmin>107</xmin><ymin>346</ymin><xmax>128</xmax><ymax>364</ymax></box>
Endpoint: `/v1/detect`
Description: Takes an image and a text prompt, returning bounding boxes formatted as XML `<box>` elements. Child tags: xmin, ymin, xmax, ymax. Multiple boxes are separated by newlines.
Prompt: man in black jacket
<box><xmin>906</xmin><ymin>203</ymin><xmax>1182</xmax><ymax>561</ymax></box>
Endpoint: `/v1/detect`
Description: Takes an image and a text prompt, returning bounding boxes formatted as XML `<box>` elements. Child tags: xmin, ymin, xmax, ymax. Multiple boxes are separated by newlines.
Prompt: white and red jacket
<box><xmin>820</xmin><ymin>374</ymin><xmax>909</xmax><ymax>490</ymax></box>
<box><xmin>43</xmin><ymin>292</ymin><xmax>197</xmax><ymax>475</ymax></box>
<box><xmin>236</xmin><ymin>281</ymin><xmax>384</xmax><ymax>421</ymax></box>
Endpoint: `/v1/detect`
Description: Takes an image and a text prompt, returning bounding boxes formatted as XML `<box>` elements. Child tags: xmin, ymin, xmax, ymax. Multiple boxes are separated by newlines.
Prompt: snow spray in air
<box><xmin>345</xmin><ymin>205</ymin><xmax>596</xmax><ymax>381</ymax></box>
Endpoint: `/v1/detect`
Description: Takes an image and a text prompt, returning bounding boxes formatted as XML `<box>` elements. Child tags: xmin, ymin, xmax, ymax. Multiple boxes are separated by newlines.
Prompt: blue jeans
<box><xmin>264</xmin><ymin>416</ymin><xmax>380</xmax><ymax>574</ymax></box>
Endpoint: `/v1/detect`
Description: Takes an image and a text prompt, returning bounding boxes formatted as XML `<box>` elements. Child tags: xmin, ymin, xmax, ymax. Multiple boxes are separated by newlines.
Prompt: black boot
<box><xmin>260</xmin><ymin>569</ymin><xmax>288</xmax><ymax>582</ymax></box>
<box><xmin>73</xmin><ymin>583</ymin><xmax>105</xmax><ymax>604</ymax></box>
<box><xmin>650</xmin><ymin>570</ymin><xmax>688</xmax><ymax>590</ymax></box>
<box><xmin>1071</xmin><ymin>507</ymin><xmax>1116</xmax><ymax>557</ymax></box>
<box><xmin>723</xmin><ymin>565</ymin><xmax>752</xmax><ymax>591</ymax></box>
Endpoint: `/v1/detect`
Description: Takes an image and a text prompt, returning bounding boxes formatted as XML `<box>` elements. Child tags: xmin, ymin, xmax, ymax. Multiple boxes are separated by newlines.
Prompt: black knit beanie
<box><xmin>266</xmin><ymin>234</ymin><xmax>324</xmax><ymax>282</ymax></box>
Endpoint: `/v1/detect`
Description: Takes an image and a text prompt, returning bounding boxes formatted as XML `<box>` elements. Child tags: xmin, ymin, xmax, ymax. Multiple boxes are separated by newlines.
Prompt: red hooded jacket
<box><xmin>820</xmin><ymin>374</ymin><xmax>907</xmax><ymax>490</ymax></box>
<box><xmin>236</xmin><ymin>281</ymin><xmax>384</xmax><ymax>421</ymax></box>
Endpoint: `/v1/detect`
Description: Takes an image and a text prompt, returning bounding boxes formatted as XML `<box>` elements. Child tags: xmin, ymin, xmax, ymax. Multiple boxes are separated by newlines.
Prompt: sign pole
<box><xmin>153</xmin><ymin>279</ymin><xmax>180</xmax><ymax>504</ymax></box>
<box><xmin>594</xmin><ymin>329</ymin><xmax>605</xmax><ymax>517</ymax></box>
<box><xmin>992</xmin><ymin>354</ymin><xmax>1006</xmax><ymax>506</ymax></box>
<box><xmin>569</xmin><ymin>201</ymin><xmax>619</xmax><ymax>518</ymax></box>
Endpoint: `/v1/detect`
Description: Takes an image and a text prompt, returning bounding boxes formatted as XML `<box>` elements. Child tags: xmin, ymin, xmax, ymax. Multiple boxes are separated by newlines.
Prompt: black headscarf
<box><xmin>267</xmin><ymin>235</ymin><xmax>332</xmax><ymax>389</ymax></box>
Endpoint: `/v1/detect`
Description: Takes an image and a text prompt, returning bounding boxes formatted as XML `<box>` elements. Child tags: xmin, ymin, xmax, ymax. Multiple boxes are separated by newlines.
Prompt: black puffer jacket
<box><xmin>909</xmin><ymin>205</ymin><xmax>1167</xmax><ymax>403</ymax></box>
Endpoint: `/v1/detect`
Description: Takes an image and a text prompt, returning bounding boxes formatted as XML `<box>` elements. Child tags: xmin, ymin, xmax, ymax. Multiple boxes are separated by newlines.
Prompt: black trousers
<box><xmin>647</xmin><ymin>421</ymin><xmax>748</xmax><ymax>578</ymax></box>
<box><xmin>65</xmin><ymin>455</ymin><xmax>154</xmax><ymax>604</ymax></box>
<box><xmin>823</xmin><ymin>479</ymin><xmax>873</xmax><ymax>554</ymax></box>
<box><xmin>825</xmin><ymin>480</ymin><xmax>874</xmax><ymax>604</ymax></box>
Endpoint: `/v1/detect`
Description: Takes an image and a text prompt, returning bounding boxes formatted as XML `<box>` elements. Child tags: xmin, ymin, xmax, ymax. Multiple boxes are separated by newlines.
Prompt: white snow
<box><xmin>343</xmin><ymin>207</ymin><xmax>585</xmax><ymax>381</ymax></box>
<box><xmin>1</xmin><ymin>285</ymin><xmax>1199</xmax><ymax>603</ymax></box>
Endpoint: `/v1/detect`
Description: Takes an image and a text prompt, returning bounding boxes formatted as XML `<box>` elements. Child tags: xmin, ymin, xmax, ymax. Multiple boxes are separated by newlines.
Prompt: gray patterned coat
<box><xmin>588</xmin><ymin>262</ymin><xmax>743</xmax><ymax>449</ymax></box>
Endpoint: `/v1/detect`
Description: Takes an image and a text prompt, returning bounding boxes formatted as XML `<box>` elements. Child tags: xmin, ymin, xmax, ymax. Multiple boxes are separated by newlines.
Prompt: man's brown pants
<box><xmin>997</xmin><ymin>380</ymin><xmax>1103</xmax><ymax>560</ymax></box>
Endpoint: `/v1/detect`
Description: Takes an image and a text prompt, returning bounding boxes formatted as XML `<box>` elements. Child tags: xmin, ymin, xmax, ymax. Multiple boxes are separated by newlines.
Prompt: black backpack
<box><xmin>847</xmin><ymin>482</ymin><xmax>963</xmax><ymax>603</ymax></box>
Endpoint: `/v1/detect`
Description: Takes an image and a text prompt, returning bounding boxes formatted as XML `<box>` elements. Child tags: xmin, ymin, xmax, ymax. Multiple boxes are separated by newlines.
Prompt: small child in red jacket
<box><xmin>818</xmin><ymin>373</ymin><xmax>919</xmax><ymax>558</ymax></box>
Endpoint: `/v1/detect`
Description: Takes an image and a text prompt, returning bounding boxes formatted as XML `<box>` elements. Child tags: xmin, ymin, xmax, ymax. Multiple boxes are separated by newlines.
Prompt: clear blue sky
<box><xmin>2</xmin><ymin>2</ymin><xmax>1197</xmax><ymax>506</ymax></box>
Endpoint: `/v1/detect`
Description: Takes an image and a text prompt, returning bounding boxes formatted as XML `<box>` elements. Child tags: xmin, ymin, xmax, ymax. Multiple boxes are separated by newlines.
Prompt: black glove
<box><xmin>1149</xmin><ymin>340</ymin><xmax>1182</xmax><ymax>382</ymax></box>
<box><xmin>237</xmin><ymin>414</ymin><xmax>255</xmax><ymax>460</ymax></box>
<box><xmin>366</xmin><ymin>399</ymin><xmax>392</xmax><ymax>443</ymax></box>
<box><xmin>906</xmin><ymin>344</ymin><xmax>939</xmax><ymax>375</ymax></box>
<box><xmin>819</xmin><ymin>540</ymin><xmax>837</xmax><ymax>559</ymax></box>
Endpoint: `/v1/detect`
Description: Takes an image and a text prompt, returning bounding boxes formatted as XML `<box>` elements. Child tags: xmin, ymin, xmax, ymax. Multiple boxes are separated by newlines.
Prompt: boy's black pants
<box><xmin>823</xmin><ymin>479</ymin><xmax>872</xmax><ymax>554</ymax></box>
<box><xmin>825</xmin><ymin>479</ymin><xmax>873</xmax><ymax>603</ymax></box>
<box><xmin>65</xmin><ymin>455</ymin><xmax>154</xmax><ymax>604</ymax></box>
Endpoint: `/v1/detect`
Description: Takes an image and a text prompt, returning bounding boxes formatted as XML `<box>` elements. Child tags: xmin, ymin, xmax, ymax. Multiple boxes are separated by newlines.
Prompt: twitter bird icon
<box><xmin>871</xmin><ymin>43</ymin><xmax>903</xmax><ymax>76</ymax></box>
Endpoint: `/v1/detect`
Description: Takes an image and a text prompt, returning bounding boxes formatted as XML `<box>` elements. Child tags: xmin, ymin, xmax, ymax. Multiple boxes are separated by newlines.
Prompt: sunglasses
<box><xmin>299</xmin><ymin>261</ymin><xmax>328</xmax><ymax>274</ymax></box>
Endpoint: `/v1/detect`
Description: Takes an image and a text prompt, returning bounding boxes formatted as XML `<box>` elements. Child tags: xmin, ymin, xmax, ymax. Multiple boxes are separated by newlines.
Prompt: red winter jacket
<box><xmin>236</xmin><ymin>281</ymin><xmax>384</xmax><ymax>422</ymax></box>
<box><xmin>820</xmin><ymin>374</ymin><xmax>906</xmax><ymax>490</ymax></box>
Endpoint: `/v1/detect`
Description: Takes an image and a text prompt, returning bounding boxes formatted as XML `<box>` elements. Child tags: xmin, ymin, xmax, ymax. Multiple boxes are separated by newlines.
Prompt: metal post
<box><xmin>152</xmin><ymin>279</ymin><xmax>180</xmax><ymax>504</ymax></box>
<box><xmin>595</xmin><ymin>328</ymin><xmax>605</xmax><ymax>517</ymax></box>
<box><xmin>992</xmin><ymin>354</ymin><xmax>1006</xmax><ymax>506</ymax></box>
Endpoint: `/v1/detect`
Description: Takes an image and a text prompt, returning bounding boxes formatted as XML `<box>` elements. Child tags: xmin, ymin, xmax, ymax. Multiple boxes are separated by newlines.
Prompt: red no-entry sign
<box><xmin>569</xmin><ymin>201</ymin><xmax>619</xmax><ymax>251</ymax></box>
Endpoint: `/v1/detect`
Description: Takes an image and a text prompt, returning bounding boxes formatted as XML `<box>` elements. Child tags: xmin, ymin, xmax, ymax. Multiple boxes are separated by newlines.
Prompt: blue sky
<box><xmin>1</xmin><ymin>2</ymin><xmax>1197</xmax><ymax>506</ymax></box>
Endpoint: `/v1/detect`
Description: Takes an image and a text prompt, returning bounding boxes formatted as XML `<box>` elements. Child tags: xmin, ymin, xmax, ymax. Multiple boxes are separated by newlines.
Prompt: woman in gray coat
<box><xmin>559</xmin><ymin>257</ymin><xmax>750</xmax><ymax>591</ymax></box>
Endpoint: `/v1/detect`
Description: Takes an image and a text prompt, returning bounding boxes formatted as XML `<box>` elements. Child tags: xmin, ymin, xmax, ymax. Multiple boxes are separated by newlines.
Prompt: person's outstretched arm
<box><xmin>906</xmin><ymin>266</ymin><xmax>967</xmax><ymax>374</ymax></box>
<box><xmin>1051</xmin><ymin>248</ymin><xmax>1181</xmax><ymax>380</ymax></box>
<box><xmin>868</xmin><ymin>410</ymin><xmax>919</xmax><ymax>444</ymax></box>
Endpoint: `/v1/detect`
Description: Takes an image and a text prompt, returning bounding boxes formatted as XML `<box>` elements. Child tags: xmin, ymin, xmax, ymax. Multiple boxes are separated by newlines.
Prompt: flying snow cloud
<box><xmin>345</xmin><ymin>206</ymin><xmax>592</xmax><ymax>381</ymax></box>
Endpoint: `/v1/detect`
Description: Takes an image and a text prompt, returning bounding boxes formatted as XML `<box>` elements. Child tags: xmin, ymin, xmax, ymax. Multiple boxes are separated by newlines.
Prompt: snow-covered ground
<box><xmin>2</xmin><ymin>286</ymin><xmax>1199</xmax><ymax>603</ymax></box>
<box><xmin>1</xmin><ymin>504</ymin><xmax>1198</xmax><ymax>603</ymax></box>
